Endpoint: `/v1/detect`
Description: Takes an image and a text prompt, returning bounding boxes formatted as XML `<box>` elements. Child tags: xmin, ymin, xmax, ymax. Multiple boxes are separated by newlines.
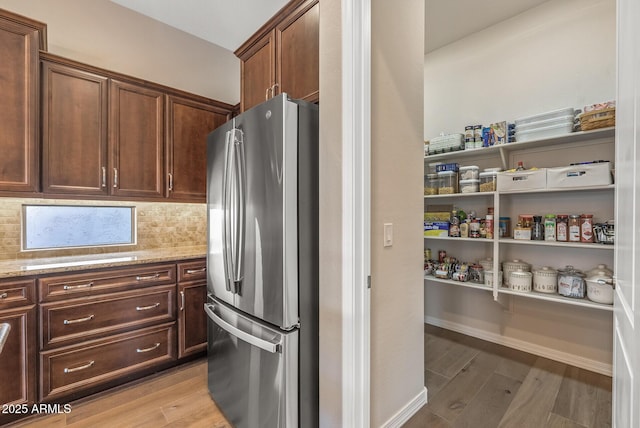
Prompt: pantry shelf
<box><xmin>499</xmin><ymin>184</ymin><xmax>615</xmax><ymax>195</ymax></box>
<box><xmin>424</xmin><ymin>127</ymin><xmax>615</xmax><ymax>164</ymax></box>
<box><xmin>498</xmin><ymin>238</ymin><xmax>614</xmax><ymax>250</ymax></box>
<box><xmin>497</xmin><ymin>288</ymin><xmax>614</xmax><ymax>312</ymax></box>
<box><xmin>424</xmin><ymin>276</ymin><xmax>492</xmax><ymax>293</ymax></box>
<box><xmin>424</xmin><ymin>236</ymin><xmax>494</xmax><ymax>243</ymax></box>
<box><xmin>424</xmin><ymin>192</ymin><xmax>495</xmax><ymax>200</ymax></box>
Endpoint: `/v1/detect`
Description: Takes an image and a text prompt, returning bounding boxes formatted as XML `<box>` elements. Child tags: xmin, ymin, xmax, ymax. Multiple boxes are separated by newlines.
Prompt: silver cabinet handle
<box><xmin>63</xmin><ymin>314</ymin><xmax>94</xmax><ymax>325</ymax></box>
<box><xmin>64</xmin><ymin>360</ymin><xmax>95</xmax><ymax>373</ymax></box>
<box><xmin>204</xmin><ymin>303</ymin><xmax>280</xmax><ymax>354</ymax></box>
<box><xmin>101</xmin><ymin>167</ymin><xmax>107</xmax><ymax>188</ymax></box>
<box><xmin>63</xmin><ymin>282</ymin><xmax>94</xmax><ymax>291</ymax></box>
<box><xmin>186</xmin><ymin>267</ymin><xmax>206</xmax><ymax>274</ymax></box>
<box><xmin>168</xmin><ymin>172</ymin><xmax>174</xmax><ymax>191</ymax></box>
<box><xmin>136</xmin><ymin>273</ymin><xmax>160</xmax><ymax>281</ymax></box>
<box><xmin>135</xmin><ymin>303</ymin><xmax>160</xmax><ymax>311</ymax></box>
<box><xmin>180</xmin><ymin>291</ymin><xmax>185</xmax><ymax>311</ymax></box>
<box><xmin>0</xmin><ymin>293</ymin><xmax>7</xmax><ymax>299</ymax></box>
<box><xmin>113</xmin><ymin>168</ymin><xmax>118</xmax><ymax>188</ymax></box>
<box><xmin>136</xmin><ymin>342</ymin><xmax>160</xmax><ymax>353</ymax></box>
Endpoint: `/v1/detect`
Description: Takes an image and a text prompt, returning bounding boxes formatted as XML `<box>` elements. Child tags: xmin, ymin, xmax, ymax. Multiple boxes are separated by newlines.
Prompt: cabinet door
<box><xmin>0</xmin><ymin>306</ymin><xmax>36</xmax><ymax>423</ymax></box>
<box><xmin>276</xmin><ymin>0</ymin><xmax>319</xmax><ymax>103</ymax></box>
<box><xmin>42</xmin><ymin>61</ymin><xmax>109</xmax><ymax>196</ymax></box>
<box><xmin>0</xmin><ymin>15</ymin><xmax>40</xmax><ymax>193</ymax></box>
<box><xmin>239</xmin><ymin>30</ymin><xmax>276</xmax><ymax>112</ymax></box>
<box><xmin>177</xmin><ymin>281</ymin><xmax>206</xmax><ymax>358</ymax></box>
<box><xmin>109</xmin><ymin>79</ymin><xmax>165</xmax><ymax>199</ymax></box>
<box><xmin>166</xmin><ymin>95</ymin><xmax>229</xmax><ymax>201</ymax></box>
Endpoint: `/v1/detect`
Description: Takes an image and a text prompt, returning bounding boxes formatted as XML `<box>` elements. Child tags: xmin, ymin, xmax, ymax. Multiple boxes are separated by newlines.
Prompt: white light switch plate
<box><xmin>383</xmin><ymin>223</ymin><xmax>393</xmax><ymax>247</ymax></box>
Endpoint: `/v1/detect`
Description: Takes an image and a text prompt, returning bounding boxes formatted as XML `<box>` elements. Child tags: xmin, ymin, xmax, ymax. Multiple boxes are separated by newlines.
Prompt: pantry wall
<box><xmin>423</xmin><ymin>0</ymin><xmax>616</xmax><ymax>374</ymax></box>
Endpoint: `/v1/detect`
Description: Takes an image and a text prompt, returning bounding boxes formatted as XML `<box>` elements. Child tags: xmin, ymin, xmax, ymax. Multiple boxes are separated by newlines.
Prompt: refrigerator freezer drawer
<box><xmin>205</xmin><ymin>300</ymin><xmax>298</xmax><ymax>428</ymax></box>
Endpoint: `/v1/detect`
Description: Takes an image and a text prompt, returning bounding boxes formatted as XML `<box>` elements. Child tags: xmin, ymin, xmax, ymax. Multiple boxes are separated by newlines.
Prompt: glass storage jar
<box><xmin>557</xmin><ymin>265</ymin><xmax>586</xmax><ymax>298</ymax></box>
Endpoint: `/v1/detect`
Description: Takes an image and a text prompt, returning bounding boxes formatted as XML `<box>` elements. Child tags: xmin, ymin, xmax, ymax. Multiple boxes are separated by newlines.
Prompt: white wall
<box><xmin>424</xmin><ymin>0</ymin><xmax>615</xmax><ymax>140</ymax></box>
<box><xmin>424</xmin><ymin>0</ymin><xmax>616</xmax><ymax>374</ymax></box>
<box><xmin>0</xmin><ymin>0</ymin><xmax>239</xmax><ymax>104</ymax></box>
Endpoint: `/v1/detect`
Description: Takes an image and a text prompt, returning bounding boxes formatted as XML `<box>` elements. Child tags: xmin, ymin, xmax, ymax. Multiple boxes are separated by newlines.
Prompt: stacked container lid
<box><xmin>514</xmin><ymin>107</ymin><xmax>577</xmax><ymax>142</ymax></box>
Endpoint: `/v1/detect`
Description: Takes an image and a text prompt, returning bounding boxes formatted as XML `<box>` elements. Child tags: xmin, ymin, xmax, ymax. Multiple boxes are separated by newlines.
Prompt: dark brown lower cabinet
<box><xmin>177</xmin><ymin>259</ymin><xmax>207</xmax><ymax>358</ymax></box>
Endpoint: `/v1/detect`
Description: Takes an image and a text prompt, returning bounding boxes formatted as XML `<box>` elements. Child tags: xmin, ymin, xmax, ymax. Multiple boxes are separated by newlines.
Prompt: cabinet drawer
<box><xmin>39</xmin><ymin>263</ymin><xmax>176</xmax><ymax>302</ymax></box>
<box><xmin>0</xmin><ymin>278</ymin><xmax>35</xmax><ymax>309</ymax></box>
<box><xmin>40</xmin><ymin>285</ymin><xmax>176</xmax><ymax>349</ymax></box>
<box><xmin>39</xmin><ymin>322</ymin><xmax>176</xmax><ymax>401</ymax></box>
<box><xmin>177</xmin><ymin>259</ymin><xmax>207</xmax><ymax>282</ymax></box>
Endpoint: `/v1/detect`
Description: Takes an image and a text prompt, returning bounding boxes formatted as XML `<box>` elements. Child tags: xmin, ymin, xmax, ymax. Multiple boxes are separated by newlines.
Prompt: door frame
<box><xmin>341</xmin><ymin>0</ymin><xmax>372</xmax><ymax>427</ymax></box>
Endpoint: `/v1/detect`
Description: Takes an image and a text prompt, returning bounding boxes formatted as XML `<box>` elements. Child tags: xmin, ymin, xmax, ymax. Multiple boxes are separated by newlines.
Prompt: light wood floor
<box><xmin>405</xmin><ymin>324</ymin><xmax>612</xmax><ymax>428</ymax></box>
<box><xmin>7</xmin><ymin>359</ymin><xmax>231</xmax><ymax>428</ymax></box>
<box><xmin>7</xmin><ymin>325</ymin><xmax>612</xmax><ymax>428</ymax></box>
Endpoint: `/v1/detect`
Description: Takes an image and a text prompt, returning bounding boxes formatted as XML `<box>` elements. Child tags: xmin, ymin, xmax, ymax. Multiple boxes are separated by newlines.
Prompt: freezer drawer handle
<box><xmin>204</xmin><ymin>303</ymin><xmax>281</xmax><ymax>354</ymax></box>
<box><xmin>64</xmin><ymin>360</ymin><xmax>95</xmax><ymax>374</ymax></box>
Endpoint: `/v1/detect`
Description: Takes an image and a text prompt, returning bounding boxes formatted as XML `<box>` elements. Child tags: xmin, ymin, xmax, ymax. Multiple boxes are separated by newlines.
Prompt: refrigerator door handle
<box><xmin>204</xmin><ymin>303</ymin><xmax>281</xmax><ymax>354</ymax></box>
<box><xmin>222</xmin><ymin>129</ymin><xmax>246</xmax><ymax>293</ymax></box>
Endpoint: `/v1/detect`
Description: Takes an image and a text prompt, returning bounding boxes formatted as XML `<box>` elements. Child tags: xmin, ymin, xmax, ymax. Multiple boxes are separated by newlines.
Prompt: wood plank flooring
<box><xmin>6</xmin><ymin>324</ymin><xmax>612</xmax><ymax>427</ymax></box>
<box><xmin>6</xmin><ymin>359</ymin><xmax>231</xmax><ymax>428</ymax></box>
<box><xmin>405</xmin><ymin>324</ymin><xmax>612</xmax><ymax>428</ymax></box>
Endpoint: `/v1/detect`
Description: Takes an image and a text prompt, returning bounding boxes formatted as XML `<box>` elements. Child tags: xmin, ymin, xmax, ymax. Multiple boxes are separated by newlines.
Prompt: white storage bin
<box><xmin>515</xmin><ymin>122</ymin><xmax>574</xmax><ymax>142</ymax></box>
<box><xmin>515</xmin><ymin>107</ymin><xmax>576</xmax><ymax>126</ymax></box>
<box><xmin>515</xmin><ymin>115</ymin><xmax>575</xmax><ymax>132</ymax></box>
<box><xmin>497</xmin><ymin>169</ymin><xmax>547</xmax><ymax>191</ymax></box>
<box><xmin>546</xmin><ymin>162</ymin><xmax>612</xmax><ymax>188</ymax></box>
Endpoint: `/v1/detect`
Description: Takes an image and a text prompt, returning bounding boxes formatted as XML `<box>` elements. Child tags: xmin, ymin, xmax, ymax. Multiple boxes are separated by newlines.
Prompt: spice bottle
<box><xmin>531</xmin><ymin>215</ymin><xmax>544</xmax><ymax>240</ymax></box>
<box><xmin>556</xmin><ymin>215</ymin><xmax>568</xmax><ymax>242</ymax></box>
<box><xmin>568</xmin><ymin>214</ymin><xmax>581</xmax><ymax>242</ymax></box>
<box><xmin>544</xmin><ymin>214</ymin><xmax>556</xmax><ymax>241</ymax></box>
<box><xmin>516</xmin><ymin>161</ymin><xmax>525</xmax><ymax>171</ymax></box>
<box><xmin>580</xmin><ymin>214</ymin><xmax>594</xmax><ymax>243</ymax></box>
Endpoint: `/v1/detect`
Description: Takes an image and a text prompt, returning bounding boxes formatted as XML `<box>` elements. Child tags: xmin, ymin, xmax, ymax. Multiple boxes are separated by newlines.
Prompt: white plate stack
<box><xmin>514</xmin><ymin>107</ymin><xmax>577</xmax><ymax>142</ymax></box>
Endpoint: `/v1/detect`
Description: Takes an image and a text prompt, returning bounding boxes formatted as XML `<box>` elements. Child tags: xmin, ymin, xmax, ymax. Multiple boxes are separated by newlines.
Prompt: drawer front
<box><xmin>38</xmin><ymin>263</ymin><xmax>176</xmax><ymax>302</ymax></box>
<box><xmin>0</xmin><ymin>278</ymin><xmax>36</xmax><ymax>309</ymax></box>
<box><xmin>177</xmin><ymin>259</ymin><xmax>207</xmax><ymax>283</ymax></box>
<box><xmin>40</xmin><ymin>285</ymin><xmax>176</xmax><ymax>349</ymax></box>
<box><xmin>39</xmin><ymin>322</ymin><xmax>176</xmax><ymax>401</ymax></box>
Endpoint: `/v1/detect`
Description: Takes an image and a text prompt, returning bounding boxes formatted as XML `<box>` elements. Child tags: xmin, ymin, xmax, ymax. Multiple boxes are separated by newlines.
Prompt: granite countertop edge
<box><xmin>0</xmin><ymin>246</ymin><xmax>207</xmax><ymax>279</ymax></box>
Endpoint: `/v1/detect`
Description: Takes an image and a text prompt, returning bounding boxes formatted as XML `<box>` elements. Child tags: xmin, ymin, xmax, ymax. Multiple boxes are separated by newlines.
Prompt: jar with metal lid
<box><xmin>502</xmin><ymin>259</ymin><xmax>531</xmax><ymax>287</ymax></box>
<box><xmin>469</xmin><ymin>264</ymin><xmax>484</xmax><ymax>284</ymax></box>
<box><xmin>568</xmin><ymin>215</ymin><xmax>581</xmax><ymax>242</ymax></box>
<box><xmin>557</xmin><ymin>265</ymin><xmax>586</xmax><ymax>298</ymax></box>
<box><xmin>424</xmin><ymin>174</ymin><xmax>438</xmax><ymax>195</ymax></box>
<box><xmin>533</xmin><ymin>266</ymin><xmax>558</xmax><ymax>293</ymax></box>
<box><xmin>580</xmin><ymin>214</ymin><xmax>594</xmax><ymax>243</ymax></box>
<box><xmin>437</xmin><ymin>171</ymin><xmax>458</xmax><ymax>194</ymax></box>
<box><xmin>531</xmin><ymin>215</ymin><xmax>544</xmax><ymax>240</ymax></box>
<box><xmin>556</xmin><ymin>215</ymin><xmax>568</xmax><ymax>241</ymax></box>
<box><xmin>509</xmin><ymin>269</ymin><xmax>532</xmax><ymax>292</ymax></box>
<box><xmin>544</xmin><ymin>214</ymin><xmax>556</xmax><ymax>241</ymax></box>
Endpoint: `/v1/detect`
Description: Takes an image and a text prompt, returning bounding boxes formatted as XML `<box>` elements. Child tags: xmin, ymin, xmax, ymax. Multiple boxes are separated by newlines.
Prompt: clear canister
<box><xmin>424</xmin><ymin>173</ymin><xmax>438</xmax><ymax>196</ymax></box>
<box><xmin>437</xmin><ymin>171</ymin><xmax>458</xmax><ymax>194</ymax></box>
<box><xmin>479</xmin><ymin>171</ymin><xmax>497</xmax><ymax>192</ymax></box>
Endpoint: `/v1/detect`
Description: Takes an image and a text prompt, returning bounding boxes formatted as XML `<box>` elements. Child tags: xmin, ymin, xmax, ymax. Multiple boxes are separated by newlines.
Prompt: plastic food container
<box><xmin>515</xmin><ymin>114</ymin><xmax>575</xmax><ymax>132</ymax></box>
<box><xmin>515</xmin><ymin>122</ymin><xmax>574</xmax><ymax>142</ymax></box>
<box><xmin>585</xmin><ymin>270</ymin><xmax>614</xmax><ymax>304</ymax></box>
<box><xmin>509</xmin><ymin>269</ymin><xmax>532</xmax><ymax>292</ymax></box>
<box><xmin>437</xmin><ymin>171</ymin><xmax>458</xmax><ymax>194</ymax></box>
<box><xmin>458</xmin><ymin>165</ymin><xmax>479</xmax><ymax>180</ymax></box>
<box><xmin>424</xmin><ymin>174</ymin><xmax>438</xmax><ymax>196</ymax></box>
<box><xmin>557</xmin><ymin>266</ymin><xmax>586</xmax><ymax>298</ymax></box>
<box><xmin>459</xmin><ymin>179</ymin><xmax>479</xmax><ymax>193</ymax></box>
<box><xmin>502</xmin><ymin>260</ymin><xmax>531</xmax><ymax>287</ymax></box>
<box><xmin>533</xmin><ymin>267</ymin><xmax>558</xmax><ymax>294</ymax></box>
<box><xmin>515</xmin><ymin>107</ymin><xmax>576</xmax><ymax>126</ymax></box>
<box><xmin>479</xmin><ymin>171</ymin><xmax>497</xmax><ymax>192</ymax></box>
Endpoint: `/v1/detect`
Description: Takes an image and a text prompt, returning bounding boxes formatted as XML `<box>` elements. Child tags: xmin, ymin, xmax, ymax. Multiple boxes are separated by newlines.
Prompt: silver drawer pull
<box><xmin>136</xmin><ymin>342</ymin><xmax>160</xmax><ymax>353</ymax></box>
<box><xmin>186</xmin><ymin>267</ymin><xmax>206</xmax><ymax>274</ymax></box>
<box><xmin>0</xmin><ymin>293</ymin><xmax>7</xmax><ymax>299</ymax></box>
<box><xmin>64</xmin><ymin>360</ymin><xmax>95</xmax><ymax>373</ymax></box>
<box><xmin>63</xmin><ymin>314</ymin><xmax>94</xmax><ymax>325</ymax></box>
<box><xmin>135</xmin><ymin>303</ymin><xmax>160</xmax><ymax>311</ymax></box>
<box><xmin>63</xmin><ymin>282</ymin><xmax>94</xmax><ymax>291</ymax></box>
<box><xmin>136</xmin><ymin>273</ymin><xmax>160</xmax><ymax>281</ymax></box>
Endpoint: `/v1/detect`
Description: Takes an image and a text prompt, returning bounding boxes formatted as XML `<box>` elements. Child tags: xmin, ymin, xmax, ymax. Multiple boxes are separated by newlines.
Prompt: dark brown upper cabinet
<box><xmin>0</xmin><ymin>9</ymin><xmax>46</xmax><ymax>194</ymax></box>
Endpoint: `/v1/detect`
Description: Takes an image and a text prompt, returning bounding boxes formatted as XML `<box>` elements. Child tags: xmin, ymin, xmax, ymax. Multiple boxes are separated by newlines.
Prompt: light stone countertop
<box><xmin>0</xmin><ymin>246</ymin><xmax>207</xmax><ymax>279</ymax></box>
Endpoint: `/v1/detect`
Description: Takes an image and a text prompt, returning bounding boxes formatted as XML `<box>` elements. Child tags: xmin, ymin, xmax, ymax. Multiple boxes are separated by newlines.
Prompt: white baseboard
<box><xmin>425</xmin><ymin>316</ymin><xmax>612</xmax><ymax>377</ymax></box>
<box><xmin>380</xmin><ymin>387</ymin><xmax>428</xmax><ymax>428</ymax></box>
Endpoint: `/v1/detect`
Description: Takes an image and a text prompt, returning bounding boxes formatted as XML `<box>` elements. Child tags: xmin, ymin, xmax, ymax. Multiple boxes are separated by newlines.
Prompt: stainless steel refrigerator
<box><xmin>204</xmin><ymin>93</ymin><xmax>318</xmax><ymax>428</ymax></box>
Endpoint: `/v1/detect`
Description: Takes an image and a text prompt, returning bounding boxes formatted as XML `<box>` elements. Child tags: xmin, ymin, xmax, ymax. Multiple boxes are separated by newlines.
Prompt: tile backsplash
<box><xmin>0</xmin><ymin>198</ymin><xmax>206</xmax><ymax>261</ymax></box>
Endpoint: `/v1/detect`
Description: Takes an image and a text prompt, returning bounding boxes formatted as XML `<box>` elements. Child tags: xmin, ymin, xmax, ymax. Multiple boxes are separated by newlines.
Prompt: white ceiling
<box><xmin>110</xmin><ymin>0</ymin><xmax>289</xmax><ymax>51</ymax></box>
<box><xmin>111</xmin><ymin>0</ymin><xmax>551</xmax><ymax>54</ymax></box>
<box><xmin>425</xmin><ymin>0</ymin><xmax>550</xmax><ymax>53</ymax></box>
